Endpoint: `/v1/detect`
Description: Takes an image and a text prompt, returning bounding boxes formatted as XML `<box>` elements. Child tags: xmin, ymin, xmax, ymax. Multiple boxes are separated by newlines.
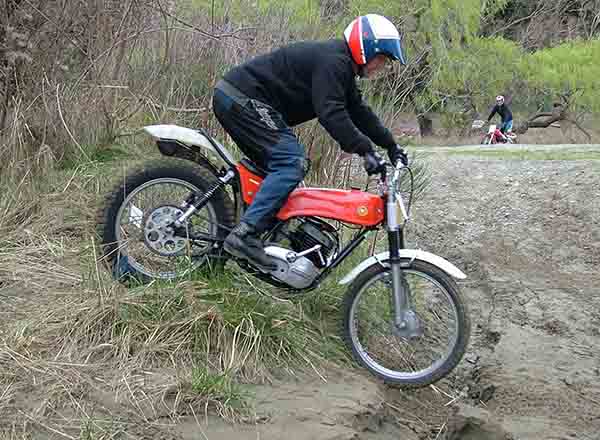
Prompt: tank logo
<box><xmin>357</xmin><ymin>206</ymin><xmax>369</xmax><ymax>217</ymax></box>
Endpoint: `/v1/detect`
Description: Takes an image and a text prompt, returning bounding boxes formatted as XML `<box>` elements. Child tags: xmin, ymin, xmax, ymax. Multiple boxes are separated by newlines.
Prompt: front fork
<box><xmin>387</xmin><ymin>203</ymin><xmax>422</xmax><ymax>339</ymax></box>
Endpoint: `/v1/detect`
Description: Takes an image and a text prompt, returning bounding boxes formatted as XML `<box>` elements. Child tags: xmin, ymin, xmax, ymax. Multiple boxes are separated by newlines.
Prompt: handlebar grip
<box><xmin>380</xmin><ymin>166</ymin><xmax>387</xmax><ymax>183</ymax></box>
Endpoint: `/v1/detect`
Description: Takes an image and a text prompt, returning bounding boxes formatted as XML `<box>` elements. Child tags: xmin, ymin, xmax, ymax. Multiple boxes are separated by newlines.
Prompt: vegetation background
<box><xmin>2</xmin><ymin>0</ymin><xmax>600</xmax><ymax>178</ymax></box>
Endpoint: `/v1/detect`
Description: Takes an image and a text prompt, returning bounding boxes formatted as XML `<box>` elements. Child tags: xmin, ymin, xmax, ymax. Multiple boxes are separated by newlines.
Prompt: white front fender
<box><xmin>338</xmin><ymin>250</ymin><xmax>467</xmax><ymax>285</ymax></box>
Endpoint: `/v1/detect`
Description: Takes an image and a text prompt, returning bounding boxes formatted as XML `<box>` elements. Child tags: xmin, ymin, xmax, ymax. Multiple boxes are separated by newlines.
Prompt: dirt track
<box><xmin>402</xmin><ymin>152</ymin><xmax>600</xmax><ymax>439</ymax></box>
<box><xmin>176</xmin><ymin>151</ymin><xmax>600</xmax><ymax>440</ymax></box>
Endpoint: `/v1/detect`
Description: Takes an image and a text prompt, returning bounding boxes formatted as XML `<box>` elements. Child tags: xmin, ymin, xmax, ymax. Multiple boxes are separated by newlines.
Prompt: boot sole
<box><xmin>223</xmin><ymin>242</ymin><xmax>277</xmax><ymax>272</ymax></box>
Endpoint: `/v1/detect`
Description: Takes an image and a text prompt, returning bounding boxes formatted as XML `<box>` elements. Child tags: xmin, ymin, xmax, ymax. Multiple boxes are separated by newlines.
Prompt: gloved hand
<box><xmin>363</xmin><ymin>151</ymin><xmax>387</xmax><ymax>176</ymax></box>
<box><xmin>387</xmin><ymin>144</ymin><xmax>408</xmax><ymax>166</ymax></box>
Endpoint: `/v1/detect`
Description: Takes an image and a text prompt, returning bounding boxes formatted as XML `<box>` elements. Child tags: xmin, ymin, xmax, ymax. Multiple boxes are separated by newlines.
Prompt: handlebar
<box><xmin>379</xmin><ymin>160</ymin><xmax>407</xmax><ymax>186</ymax></box>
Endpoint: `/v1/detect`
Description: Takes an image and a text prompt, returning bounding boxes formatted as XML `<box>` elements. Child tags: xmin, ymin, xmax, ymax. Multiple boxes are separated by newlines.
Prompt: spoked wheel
<box><xmin>481</xmin><ymin>134</ymin><xmax>493</xmax><ymax>145</ymax></box>
<box><xmin>97</xmin><ymin>159</ymin><xmax>235</xmax><ymax>282</ymax></box>
<box><xmin>343</xmin><ymin>260</ymin><xmax>470</xmax><ymax>387</ymax></box>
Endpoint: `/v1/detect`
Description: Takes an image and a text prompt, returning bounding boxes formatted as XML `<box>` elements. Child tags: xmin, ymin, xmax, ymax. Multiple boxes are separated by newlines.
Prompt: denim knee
<box><xmin>290</xmin><ymin>157</ymin><xmax>306</xmax><ymax>184</ymax></box>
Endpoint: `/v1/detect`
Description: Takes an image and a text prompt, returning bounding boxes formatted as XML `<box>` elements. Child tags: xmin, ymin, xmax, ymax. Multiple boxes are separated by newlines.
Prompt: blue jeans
<box><xmin>213</xmin><ymin>86</ymin><xmax>305</xmax><ymax>232</ymax></box>
<box><xmin>500</xmin><ymin>120</ymin><xmax>513</xmax><ymax>133</ymax></box>
<box><xmin>241</xmin><ymin>133</ymin><xmax>304</xmax><ymax>230</ymax></box>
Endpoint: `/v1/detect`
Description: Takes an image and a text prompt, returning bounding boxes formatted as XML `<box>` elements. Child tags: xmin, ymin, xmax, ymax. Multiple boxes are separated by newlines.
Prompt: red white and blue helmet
<box><xmin>344</xmin><ymin>14</ymin><xmax>405</xmax><ymax>66</ymax></box>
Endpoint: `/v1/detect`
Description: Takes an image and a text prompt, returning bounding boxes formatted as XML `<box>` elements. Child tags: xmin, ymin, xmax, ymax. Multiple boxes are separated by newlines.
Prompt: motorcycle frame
<box><xmin>153</xmin><ymin>128</ymin><xmax>409</xmax><ymax>298</ymax></box>
<box><xmin>145</xmin><ymin>124</ymin><xmax>469</xmax><ymax>333</ymax></box>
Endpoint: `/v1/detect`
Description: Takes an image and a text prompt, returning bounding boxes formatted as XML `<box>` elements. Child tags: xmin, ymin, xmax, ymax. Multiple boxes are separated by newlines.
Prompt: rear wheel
<box><xmin>342</xmin><ymin>260</ymin><xmax>470</xmax><ymax>387</ymax></box>
<box><xmin>97</xmin><ymin>158</ymin><xmax>235</xmax><ymax>283</ymax></box>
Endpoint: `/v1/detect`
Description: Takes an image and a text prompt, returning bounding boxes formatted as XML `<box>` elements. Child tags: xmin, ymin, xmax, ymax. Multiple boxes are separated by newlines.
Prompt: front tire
<box><xmin>342</xmin><ymin>259</ymin><xmax>470</xmax><ymax>387</ymax></box>
<box><xmin>97</xmin><ymin>158</ymin><xmax>235</xmax><ymax>283</ymax></box>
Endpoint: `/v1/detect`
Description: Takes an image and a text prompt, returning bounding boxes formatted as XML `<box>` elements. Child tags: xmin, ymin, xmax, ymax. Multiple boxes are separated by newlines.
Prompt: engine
<box><xmin>288</xmin><ymin>219</ymin><xmax>338</xmax><ymax>268</ymax></box>
<box><xmin>263</xmin><ymin>219</ymin><xmax>339</xmax><ymax>289</ymax></box>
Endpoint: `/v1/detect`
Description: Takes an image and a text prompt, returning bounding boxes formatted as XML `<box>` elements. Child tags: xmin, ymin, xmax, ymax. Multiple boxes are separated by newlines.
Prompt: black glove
<box><xmin>387</xmin><ymin>144</ymin><xmax>408</xmax><ymax>166</ymax></box>
<box><xmin>363</xmin><ymin>151</ymin><xmax>387</xmax><ymax>176</ymax></box>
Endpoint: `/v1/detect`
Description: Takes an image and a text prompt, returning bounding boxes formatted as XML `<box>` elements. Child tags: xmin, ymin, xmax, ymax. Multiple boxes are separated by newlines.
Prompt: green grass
<box><xmin>191</xmin><ymin>366</ymin><xmax>249</xmax><ymax>409</ymax></box>
<box><xmin>442</xmin><ymin>148</ymin><xmax>600</xmax><ymax>161</ymax></box>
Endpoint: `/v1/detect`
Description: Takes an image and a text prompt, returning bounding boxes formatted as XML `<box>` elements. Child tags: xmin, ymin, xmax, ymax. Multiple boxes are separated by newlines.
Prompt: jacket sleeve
<box><xmin>488</xmin><ymin>105</ymin><xmax>498</xmax><ymax>121</ymax></box>
<box><xmin>347</xmin><ymin>86</ymin><xmax>396</xmax><ymax>150</ymax></box>
<box><xmin>312</xmin><ymin>59</ymin><xmax>374</xmax><ymax>156</ymax></box>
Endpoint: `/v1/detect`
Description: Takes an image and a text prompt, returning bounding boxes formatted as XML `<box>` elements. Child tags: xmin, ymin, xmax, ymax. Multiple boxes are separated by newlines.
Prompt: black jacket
<box><xmin>223</xmin><ymin>39</ymin><xmax>396</xmax><ymax>156</ymax></box>
<box><xmin>488</xmin><ymin>104</ymin><xmax>513</xmax><ymax>123</ymax></box>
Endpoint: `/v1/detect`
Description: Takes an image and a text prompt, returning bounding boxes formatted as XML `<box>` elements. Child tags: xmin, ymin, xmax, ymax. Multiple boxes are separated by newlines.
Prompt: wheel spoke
<box><xmin>347</xmin><ymin>266</ymin><xmax>465</xmax><ymax>383</ymax></box>
<box><xmin>114</xmin><ymin>178</ymin><xmax>219</xmax><ymax>279</ymax></box>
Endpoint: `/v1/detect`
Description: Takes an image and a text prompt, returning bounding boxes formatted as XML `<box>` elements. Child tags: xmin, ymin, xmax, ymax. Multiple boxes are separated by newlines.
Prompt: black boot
<box><xmin>224</xmin><ymin>222</ymin><xmax>276</xmax><ymax>270</ymax></box>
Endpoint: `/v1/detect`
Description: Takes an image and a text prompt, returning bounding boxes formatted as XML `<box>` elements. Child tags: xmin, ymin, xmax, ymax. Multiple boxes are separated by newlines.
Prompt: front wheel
<box><xmin>97</xmin><ymin>158</ymin><xmax>235</xmax><ymax>283</ymax></box>
<box><xmin>342</xmin><ymin>259</ymin><xmax>470</xmax><ymax>387</ymax></box>
<box><xmin>481</xmin><ymin>134</ymin><xmax>492</xmax><ymax>145</ymax></box>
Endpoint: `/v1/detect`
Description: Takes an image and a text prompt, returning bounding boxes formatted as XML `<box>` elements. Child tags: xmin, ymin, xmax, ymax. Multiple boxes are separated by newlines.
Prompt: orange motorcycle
<box><xmin>97</xmin><ymin>124</ymin><xmax>471</xmax><ymax>387</ymax></box>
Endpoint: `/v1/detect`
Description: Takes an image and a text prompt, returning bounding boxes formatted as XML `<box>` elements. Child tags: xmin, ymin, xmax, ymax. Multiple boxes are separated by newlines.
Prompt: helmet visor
<box><xmin>378</xmin><ymin>38</ymin><xmax>406</xmax><ymax>64</ymax></box>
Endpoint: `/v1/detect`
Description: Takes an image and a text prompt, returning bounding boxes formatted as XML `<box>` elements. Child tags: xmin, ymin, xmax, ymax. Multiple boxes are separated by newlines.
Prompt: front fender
<box><xmin>338</xmin><ymin>250</ymin><xmax>467</xmax><ymax>285</ymax></box>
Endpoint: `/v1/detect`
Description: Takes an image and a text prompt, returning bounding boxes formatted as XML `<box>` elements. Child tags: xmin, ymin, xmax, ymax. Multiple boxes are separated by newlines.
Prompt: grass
<box><xmin>0</xmin><ymin>145</ymin><xmax>354</xmax><ymax>437</ymax></box>
<box><xmin>191</xmin><ymin>366</ymin><xmax>249</xmax><ymax>411</ymax></box>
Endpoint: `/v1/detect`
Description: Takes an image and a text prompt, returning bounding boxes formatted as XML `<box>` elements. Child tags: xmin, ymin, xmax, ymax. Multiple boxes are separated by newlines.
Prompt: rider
<box><xmin>212</xmin><ymin>14</ymin><xmax>408</xmax><ymax>269</ymax></box>
<box><xmin>487</xmin><ymin>95</ymin><xmax>513</xmax><ymax>141</ymax></box>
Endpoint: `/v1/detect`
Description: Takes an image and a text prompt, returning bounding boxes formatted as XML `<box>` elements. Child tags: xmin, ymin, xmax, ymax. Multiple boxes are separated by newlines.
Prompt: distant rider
<box><xmin>487</xmin><ymin>95</ymin><xmax>513</xmax><ymax>141</ymax></box>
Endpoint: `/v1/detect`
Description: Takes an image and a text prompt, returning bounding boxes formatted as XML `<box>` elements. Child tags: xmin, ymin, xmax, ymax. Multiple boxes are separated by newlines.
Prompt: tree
<box><xmin>516</xmin><ymin>38</ymin><xmax>600</xmax><ymax>140</ymax></box>
<box><xmin>522</xmin><ymin>38</ymin><xmax>600</xmax><ymax>112</ymax></box>
<box><xmin>347</xmin><ymin>0</ymin><xmax>512</xmax><ymax>135</ymax></box>
<box><xmin>431</xmin><ymin>36</ymin><xmax>524</xmax><ymax>123</ymax></box>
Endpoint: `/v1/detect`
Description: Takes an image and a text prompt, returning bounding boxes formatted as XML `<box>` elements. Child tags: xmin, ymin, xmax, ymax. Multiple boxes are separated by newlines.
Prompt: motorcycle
<box><xmin>97</xmin><ymin>124</ymin><xmax>471</xmax><ymax>387</ymax></box>
<box><xmin>472</xmin><ymin>120</ymin><xmax>517</xmax><ymax>145</ymax></box>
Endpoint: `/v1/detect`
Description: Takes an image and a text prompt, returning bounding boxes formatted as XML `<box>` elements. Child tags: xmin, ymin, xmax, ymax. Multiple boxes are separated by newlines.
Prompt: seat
<box><xmin>239</xmin><ymin>158</ymin><xmax>268</xmax><ymax>178</ymax></box>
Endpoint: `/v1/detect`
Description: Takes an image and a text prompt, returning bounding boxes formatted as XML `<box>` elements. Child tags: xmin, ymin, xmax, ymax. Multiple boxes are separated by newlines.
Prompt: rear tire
<box><xmin>342</xmin><ymin>259</ymin><xmax>470</xmax><ymax>387</ymax></box>
<box><xmin>97</xmin><ymin>158</ymin><xmax>235</xmax><ymax>283</ymax></box>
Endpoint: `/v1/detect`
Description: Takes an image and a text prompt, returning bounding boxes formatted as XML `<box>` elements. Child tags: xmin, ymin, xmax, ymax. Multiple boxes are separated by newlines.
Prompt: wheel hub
<box><xmin>143</xmin><ymin>205</ymin><xmax>188</xmax><ymax>256</ymax></box>
<box><xmin>392</xmin><ymin>310</ymin><xmax>424</xmax><ymax>339</ymax></box>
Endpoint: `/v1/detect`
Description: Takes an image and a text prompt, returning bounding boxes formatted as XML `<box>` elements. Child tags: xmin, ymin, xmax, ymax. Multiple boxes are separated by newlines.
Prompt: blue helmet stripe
<box><xmin>360</xmin><ymin>16</ymin><xmax>377</xmax><ymax>64</ymax></box>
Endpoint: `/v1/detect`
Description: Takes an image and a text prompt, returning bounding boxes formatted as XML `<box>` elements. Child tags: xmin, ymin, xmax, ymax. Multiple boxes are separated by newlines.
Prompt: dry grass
<box><xmin>0</xmin><ymin>148</ymin><xmax>350</xmax><ymax>438</ymax></box>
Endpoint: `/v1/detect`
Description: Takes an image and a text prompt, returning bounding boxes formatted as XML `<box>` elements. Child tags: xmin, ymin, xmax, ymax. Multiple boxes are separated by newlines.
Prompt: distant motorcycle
<box><xmin>472</xmin><ymin>120</ymin><xmax>517</xmax><ymax>145</ymax></box>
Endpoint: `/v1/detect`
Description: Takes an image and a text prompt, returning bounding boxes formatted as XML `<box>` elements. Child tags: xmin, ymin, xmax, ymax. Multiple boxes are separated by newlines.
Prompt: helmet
<box><xmin>496</xmin><ymin>95</ymin><xmax>505</xmax><ymax>105</ymax></box>
<box><xmin>344</xmin><ymin>14</ymin><xmax>405</xmax><ymax>66</ymax></box>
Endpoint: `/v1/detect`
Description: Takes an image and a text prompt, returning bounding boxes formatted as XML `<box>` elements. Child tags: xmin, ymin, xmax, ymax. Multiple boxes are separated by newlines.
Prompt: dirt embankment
<box><xmin>179</xmin><ymin>154</ymin><xmax>600</xmax><ymax>440</ymax></box>
<box><xmin>398</xmin><ymin>154</ymin><xmax>600</xmax><ymax>439</ymax></box>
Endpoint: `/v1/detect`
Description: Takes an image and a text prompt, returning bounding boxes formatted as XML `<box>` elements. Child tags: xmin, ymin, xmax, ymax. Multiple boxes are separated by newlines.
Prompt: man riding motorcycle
<box><xmin>487</xmin><ymin>95</ymin><xmax>514</xmax><ymax>141</ymax></box>
<box><xmin>212</xmin><ymin>14</ymin><xmax>408</xmax><ymax>269</ymax></box>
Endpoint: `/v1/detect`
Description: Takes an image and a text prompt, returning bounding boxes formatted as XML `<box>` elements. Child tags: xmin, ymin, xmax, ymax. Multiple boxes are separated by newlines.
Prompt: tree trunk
<box><xmin>417</xmin><ymin>114</ymin><xmax>433</xmax><ymax>136</ymax></box>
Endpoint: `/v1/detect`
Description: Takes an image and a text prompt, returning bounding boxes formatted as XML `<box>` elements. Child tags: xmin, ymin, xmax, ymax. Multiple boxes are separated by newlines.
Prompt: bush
<box><xmin>521</xmin><ymin>38</ymin><xmax>600</xmax><ymax>113</ymax></box>
<box><xmin>432</xmin><ymin>37</ymin><xmax>525</xmax><ymax>118</ymax></box>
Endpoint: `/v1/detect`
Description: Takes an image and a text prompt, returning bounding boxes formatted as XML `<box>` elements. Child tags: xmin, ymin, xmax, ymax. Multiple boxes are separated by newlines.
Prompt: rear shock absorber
<box><xmin>174</xmin><ymin>169</ymin><xmax>235</xmax><ymax>227</ymax></box>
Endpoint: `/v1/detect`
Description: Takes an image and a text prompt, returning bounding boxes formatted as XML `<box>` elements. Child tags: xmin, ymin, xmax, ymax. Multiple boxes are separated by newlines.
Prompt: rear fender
<box><xmin>154</xmin><ymin>139</ymin><xmax>220</xmax><ymax>175</ymax></box>
<box><xmin>143</xmin><ymin>124</ymin><xmax>236</xmax><ymax>166</ymax></box>
<box><xmin>144</xmin><ymin>124</ymin><xmax>243</xmax><ymax>221</ymax></box>
<box><xmin>338</xmin><ymin>250</ymin><xmax>467</xmax><ymax>285</ymax></box>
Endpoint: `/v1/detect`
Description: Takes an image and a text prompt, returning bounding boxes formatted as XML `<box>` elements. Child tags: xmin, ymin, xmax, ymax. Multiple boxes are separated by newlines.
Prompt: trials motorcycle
<box><xmin>473</xmin><ymin>119</ymin><xmax>517</xmax><ymax>144</ymax></box>
<box><xmin>97</xmin><ymin>124</ymin><xmax>471</xmax><ymax>387</ymax></box>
